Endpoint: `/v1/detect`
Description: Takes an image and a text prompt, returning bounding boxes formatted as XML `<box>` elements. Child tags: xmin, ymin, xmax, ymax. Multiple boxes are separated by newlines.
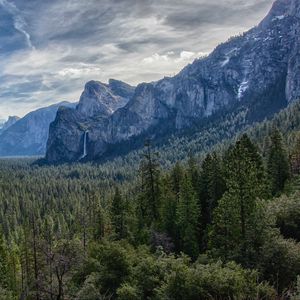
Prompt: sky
<box><xmin>0</xmin><ymin>0</ymin><xmax>274</xmax><ymax>119</ymax></box>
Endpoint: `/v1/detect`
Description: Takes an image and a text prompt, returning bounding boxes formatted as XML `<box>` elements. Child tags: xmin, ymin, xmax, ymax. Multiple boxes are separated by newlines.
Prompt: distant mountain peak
<box><xmin>7</xmin><ymin>116</ymin><xmax>20</xmax><ymax>123</ymax></box>
<box><xmin>0</xmin><ymin>116</ymin><xmax>20</xmax><ymax>134</ymax></box>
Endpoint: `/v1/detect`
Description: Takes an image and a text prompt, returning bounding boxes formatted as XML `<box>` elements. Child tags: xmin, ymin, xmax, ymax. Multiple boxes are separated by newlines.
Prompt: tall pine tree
<box><xmin>111</xmin><ymin>188</ymin><xmax>127</xmax><ymax>240</ymax></box>
<box><xmin>267</xmin><ymin>128</ymin><xmax>291</xmax><ymax>196</ymax></box>
<box><xmin>176</xmin><ymin>175</ymin><xmax>200</xmax><ymax>259</ymax></box>
<box><xmin>199</xmin><ymin>152</ymin><xmax>226</xmax><ymax>249</ymax></box>
<box><xmin>138</xmin><ymin>140</ymin><xmax>161</xmax><ymax>227</ymax></box>
<box><xmin>209</xmin><ymin>135</ymin><xmax>267</xmax><ymax>267</ymax></box>
<box><xmin>0</xmin><ymin>230</ymin><xmax>10</xmax><ymax>289</ymax></box>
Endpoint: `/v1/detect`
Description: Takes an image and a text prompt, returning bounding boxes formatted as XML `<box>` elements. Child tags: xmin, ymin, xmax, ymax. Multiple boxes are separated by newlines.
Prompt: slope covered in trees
<box><xmin>0</xmin><ymin>117</ymin><xmax>300</xmax><ymax>298</ymax></box>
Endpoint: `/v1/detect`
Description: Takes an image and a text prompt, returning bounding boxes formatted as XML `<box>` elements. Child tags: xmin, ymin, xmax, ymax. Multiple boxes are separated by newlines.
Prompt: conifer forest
<box><xmin>1</xmin><ymin>108</ymin><xmax>300</xmax><ymax>299</ymax></box>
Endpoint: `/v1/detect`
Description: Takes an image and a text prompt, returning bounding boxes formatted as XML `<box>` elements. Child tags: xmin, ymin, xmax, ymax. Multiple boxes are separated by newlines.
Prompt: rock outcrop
<box><xmin>46</xmin><ymin>0</ymin><xmax>300</xmax><ymax>163</ymax></box>
<box><xmin>46</xmin><ymin>80</ymin><xmax>135</xmax><ymax>162</ymax></box>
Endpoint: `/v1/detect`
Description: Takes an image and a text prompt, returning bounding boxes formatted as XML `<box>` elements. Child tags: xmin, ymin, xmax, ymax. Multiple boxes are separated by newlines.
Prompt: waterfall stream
<box><xmin>79</xmin><ymin>131</ymin><xmax>88</xmax><ymax>160</ymax></box>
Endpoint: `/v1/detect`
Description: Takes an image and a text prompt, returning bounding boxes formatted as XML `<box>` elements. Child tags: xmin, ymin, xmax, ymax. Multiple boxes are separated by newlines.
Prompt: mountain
<box><xmin>0</xmin><ymin>116</ymin><xmax>20</xmax><ymax>135</ymax></box>
<box><xmin>46</xmin><ymin>80</ymin><xmax>135</xmax><ymax>162</ymax></box>
<box><xmin>0</xmin><ymin>102</ymin><xmax>76</xmax><ymax>157</ymax></box>
<box><xmin>46</xmin><ymin>0</ymin><xmax>300</xmax><ymax>163</ymax></box>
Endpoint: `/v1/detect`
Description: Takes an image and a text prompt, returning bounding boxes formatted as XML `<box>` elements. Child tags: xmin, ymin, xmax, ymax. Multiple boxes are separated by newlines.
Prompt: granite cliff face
<box><xmin>77</xmin><ymin>79</ymin><xmax>135</xmax><ymax>118</ymax></box>
<box><xmin>46</xmin><ymin>0</ymin><xmax>300</xmax><ymax>163</ymax></box>
<box><xmin>46</xmin><ymin>80</ymin><xmax>135</xmax><ymax>162</ymax></box>
<box><xmin>0</xmin><ymin>102</ymin><xmax>76</xmax><ymax>156</ymax></box>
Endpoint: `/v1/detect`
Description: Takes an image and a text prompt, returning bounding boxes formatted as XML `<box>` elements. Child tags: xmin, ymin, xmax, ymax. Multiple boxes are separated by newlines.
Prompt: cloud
<box><xmin>143</xmin><ymin>53</ymin><xmax>170</xmax><ymax>64</ymax></box>
<box><xmin>0</xmin><ymin>0</ymin><xmax>274</xmax><ymax>119</ymax></box>
<box><xmin>142</xmin><ymin>51</ymin><xmax>208</xmax><ymax>66</ymax></box>
<box><xmin>0</xmin><ymin>0</ymin><xmax>34</xmax><ymax>49</ymax></box>
<box><xmin>175</xmin><ymin>51</ymin><xmax>200</xmax><ymax>63</ymax></box>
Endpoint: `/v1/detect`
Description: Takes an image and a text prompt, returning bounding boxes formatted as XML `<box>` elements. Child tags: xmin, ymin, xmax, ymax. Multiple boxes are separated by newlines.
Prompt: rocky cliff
<box><xmin>46</xmin><ymin>0</ymin><xmax>300</xmax><ymax>163</ymax></box>
<box><xmin>46</xmin><ymin>80</ymin><xmax>135</xmax><ymax>162</ymax></box>
<box><xmin>0</xmin><ymin>102</ymin><xmax>76</xmax><ymax>156</ymax></box>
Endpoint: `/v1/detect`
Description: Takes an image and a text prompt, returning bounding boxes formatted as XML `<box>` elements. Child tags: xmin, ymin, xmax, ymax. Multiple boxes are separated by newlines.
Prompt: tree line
<box><xmin>0</xmin><ymin>127</ymin><xmax>299</xmax><ymax>299</ymax></box>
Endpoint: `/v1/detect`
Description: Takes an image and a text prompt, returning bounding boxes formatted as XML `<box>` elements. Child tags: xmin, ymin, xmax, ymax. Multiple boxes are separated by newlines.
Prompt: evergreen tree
<box><xmin>199</xmin><ymin>152</ymin><xmax>226</xmax><ymax>249</ymax></box>
<box><xmin>171</xmin><ymin>162</ymin><xmax>184</xmax><ymax>203</ymax></box>
<box><xmin>176</xmin><ymin>175</ymin><xmax>200</xmax><ymax>259</ymax></box>
<box><xmin>138</xmin><ymin>140</ymin><xmax>161</xmax><ymax>227</ymax></box>
<box><xmin>41</xmin><ymin>216</ymin><xmax>55</xmax><ymax>300</ymax></box>
<box><xmin>160</xmin><ymin>163</ymin><xmax>184</xmax><ymax>250</ymax></box>
<box><xmin>209</xmin><ymin>135</ymin><xmax>267</xmax><ymax>267</ymax></box>
<box><xmin>267</xmin><ymin>128</ymin><xmax>291</xmax><ymax>195</ymax></box>
<box><xmin>111</xmin><ymin>188</ymin><xmax>127</xmax><ymax>240</ymax></box>
<box><xmin>187</xmin><ymin>155</ymin><xmax>200</xmax><ymax>194</ymax></box>
<box><xmin>159</xmin><ymin>175</ymin><xmax>178</xmax><ymax>247</ymax></box>
<box><xmin>0</xmin><ymin>230</ymin><xmax>10</xmax><ymax>289</ymax></box>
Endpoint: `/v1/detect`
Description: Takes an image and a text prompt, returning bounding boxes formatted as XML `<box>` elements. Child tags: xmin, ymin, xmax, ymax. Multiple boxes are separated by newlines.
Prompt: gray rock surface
<box><xmin>46</xmin><ymin>80</ymin><xmax>134</xmax><ymax>162</ymax></box>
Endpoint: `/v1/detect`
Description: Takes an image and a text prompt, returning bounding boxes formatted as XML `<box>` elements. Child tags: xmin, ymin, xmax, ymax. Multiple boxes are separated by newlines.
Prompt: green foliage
<box><xmin>117</xmin><ymin>283</ymin><xmax>140</xmax><ymax>300</ymax></box>
<box><xmin>159</xmin><ymin>176</ymin><xmax>178</xmax><ymax>245</ymax></box>
<box><xmin>258</xmin><ymin>228</ymin><xmax>300</xmax><ymax>292</ymax></box>
<box><xmin>267</xmin><ymin>191</ymin><xmax>300</xmax><ymax>241</ymax></box>
<box><xmin>0</xmin><ymin>287</ymin><xmax>15</xmax><ymax>300</ymax></box>
<box><xmin>2</xmin><ymin>100</ymin><xmax>300</xmax><ymax>297</ymax></box>
<box><xmin>199</xmin><ymin>152</ymin><xmax>226</xmax><ymax>248</ymax></box>
<box><xmin>157</xmin><ymin>260</ymin><xmax>275</xmax><ymax>300</ymax></box>
<box><xmin>267</xmin><ymin>128</ymin><xmax>291</xmax><ymax>196</ymax></box>
<box><xmin>291</xmin><ymin>276</ymin><xmax>300</xmax><ymax>300</ymax></box>
<box><xmin>74</xmin><ymin>241</ymin><xmax>132</xmax><ymax>297</ymax></box>
<box><xmin>176</xmin><ymin>175</ymin><xmax>200</xmax><ymax>259</ymax></box>
<box><xmin>111</xmin><ymin>188</ymin><xmax>128</xmax><ymax>240</ymax></box>
<box><xmin>209</xmin><ymin>135</ymin><xmax>268</xmax><ymax>266</ymax></box>
<box><xmin>138</xmin><ymin>141</ymin><xmax>161</xmax><ymax>227</ymax></box>
<box><xmin>0</xmin><ymin>233</ymin><xmax>9</xmax><ymax>289</ymax></box>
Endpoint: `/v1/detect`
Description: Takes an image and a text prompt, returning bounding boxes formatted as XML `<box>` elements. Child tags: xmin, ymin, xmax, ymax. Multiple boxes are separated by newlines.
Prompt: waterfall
<box><xmin>79</xmin><ymin>131</ymin><xmax>88</xmax><ymax>160</ymax></box>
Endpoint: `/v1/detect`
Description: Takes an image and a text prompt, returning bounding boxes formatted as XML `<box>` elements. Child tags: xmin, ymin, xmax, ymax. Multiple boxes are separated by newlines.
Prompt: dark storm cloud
<box><xmin>0</xmin><ymin>0</ymin><xmax>274</xmax><ymax>119</ymax></box>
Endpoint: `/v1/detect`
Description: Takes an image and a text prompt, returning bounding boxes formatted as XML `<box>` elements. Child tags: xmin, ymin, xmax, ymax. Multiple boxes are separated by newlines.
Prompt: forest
<box><xmin>0</xmin><ymin>103</ymin><xmax>300</xmax><ymax>299</ymax></box>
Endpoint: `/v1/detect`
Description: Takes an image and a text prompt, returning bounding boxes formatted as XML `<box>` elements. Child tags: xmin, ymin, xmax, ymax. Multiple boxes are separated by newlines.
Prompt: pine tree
<box><xmin>199</xmin><ymin>152</ymin><xmax>226</xmax><ymax>249</ymax></box>
<box><xmin>171</xmin><ymin>162</ymin><xmax>184</xmax><ymax>203</ymax></box>
<box><xmin>267</xmin><ymin>128</ymin><xmax>291</xmax><ymax>195</ymax></box>
<box><xmin>0</xmin><ymin>230</ymin><xmax>10</xmax><ymax>289</ymax></box>
<box><xmin>159</xmin><ymin>163</ymin><xmax>184</xmax><ymax>250</ymax></box>
<box><xmin>160</xmin><ymin>175</ymin><xmax>178</xmax><ymax>246</ymax></box>
<box><xmin>41</xmin><ymin>216</ymin><xmax>55</xmax><ymax>298</ymax></box>
<box><xmin>138</xmin><ymin>140</ymin><xmax>161</xmax><ymax>227</ymax></box>
<box><xmin>176</xmin><ymin>175</ymin><xmax>200</xmax><ymax>259</ymax></box>
<box><xmin>187</xmin><ymin>155</ymin><xmax>200</xmax><ymax>194</ymax></box>
<box><xmin>111</xmin><ymin>188</ymin><xmax>127</xmax><ymax>240</ymax></box>
<box><xmin>209</xmin><ymin>135</ymin><xmax>267</xmax><ymax>267</ymax></box>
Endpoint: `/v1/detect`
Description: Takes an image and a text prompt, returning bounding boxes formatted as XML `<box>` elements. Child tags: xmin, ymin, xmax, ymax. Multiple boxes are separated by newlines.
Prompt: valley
<box><xmin>0</xmin><ymin>0</ymin><xmax>300</xmax><ymax>299</ymax></box>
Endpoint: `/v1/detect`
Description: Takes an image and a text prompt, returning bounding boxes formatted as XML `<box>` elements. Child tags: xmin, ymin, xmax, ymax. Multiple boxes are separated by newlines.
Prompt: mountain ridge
<box><xmin>43</xmin><ymin>0</ymin><xmax>300</xmax><ymax>162</ymax></box>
